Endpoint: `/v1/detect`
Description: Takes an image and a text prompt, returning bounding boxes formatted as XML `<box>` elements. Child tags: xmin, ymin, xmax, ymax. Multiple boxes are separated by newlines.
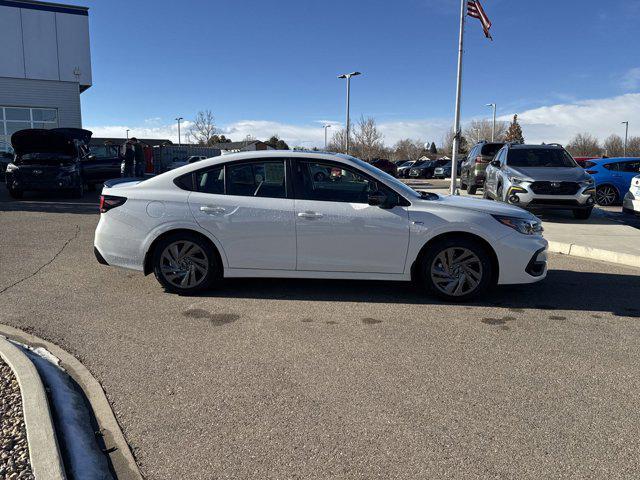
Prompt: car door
<box><xmin>619</xmin><ymin>161</ymin><xmax>640</xmax><ymax>194</ymax></box>
<box><xmin>485</xmin><ymin>148</ymin><xmax>502</xmax><ymax>194</ymax></box>
<box><xmin>292</xmin><ymin>158</ymin><xmax>410</xmax><ymax>274</ymax></box>
<box><xmin>187</xmin><ymin>159</ymin><xmax>296</xmax><ymax>270</ymax></box>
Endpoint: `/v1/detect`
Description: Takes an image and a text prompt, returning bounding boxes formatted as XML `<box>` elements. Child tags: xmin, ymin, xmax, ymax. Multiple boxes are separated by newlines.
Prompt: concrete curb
<box><xmin>0</xmin><ymin>336</ymin><xmax>66</xmax><ymax>480</ymax></box>
<box><xmin>0</xmin><ymin>325</ymin><xmax>143</xmax><ymax>480</ymax></box>
<box><xmin>548</xmin><ymin>240</ymin><xmax>640</xmax><ymax>269</ymax></box>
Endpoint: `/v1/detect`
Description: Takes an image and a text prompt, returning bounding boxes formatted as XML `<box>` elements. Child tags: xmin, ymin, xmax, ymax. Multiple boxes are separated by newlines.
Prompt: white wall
<box><xmin>0</xmin><ymin>3</ymin><xmax>92</xmax><ymax>89</ymax></box>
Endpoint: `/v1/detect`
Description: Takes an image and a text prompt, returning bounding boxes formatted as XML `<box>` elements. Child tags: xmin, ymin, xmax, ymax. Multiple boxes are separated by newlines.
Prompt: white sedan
<box><xmin>623</xmin><ymin>174</ymin><xmax>640</xmax><ymax>215</ymax></box>
<box><xmin>94</xmin><ymin>151</ymin><xmax>548</xmax><ymax>301</ymax></box>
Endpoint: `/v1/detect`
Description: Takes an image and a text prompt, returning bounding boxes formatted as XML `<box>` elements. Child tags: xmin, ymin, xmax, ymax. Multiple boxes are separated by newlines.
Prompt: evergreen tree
<box><xmin>504</xmin><ymin>114</ymin><xmax>525</xmax><ymax>143</ymax></box>
<box><xmin>429</xmin><ymin>142</ymin><xmax>437</xmax><ymax>154</ymax></box>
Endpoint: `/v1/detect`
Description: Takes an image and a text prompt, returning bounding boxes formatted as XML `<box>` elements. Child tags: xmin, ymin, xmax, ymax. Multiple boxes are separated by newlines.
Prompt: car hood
<box><xmin>508</xmin><ymin>166</ymin><xmax>588</xmax><ymax>182</ymax></box>
<box><xmin>11</xmin><ymin>128</ymin><xmax>92</xmax><ymax>156</ymax></box>
<box><xmin>412</xmin><ymin>193</ymin><xmax>535</xmax><ymax>218</ymax></box>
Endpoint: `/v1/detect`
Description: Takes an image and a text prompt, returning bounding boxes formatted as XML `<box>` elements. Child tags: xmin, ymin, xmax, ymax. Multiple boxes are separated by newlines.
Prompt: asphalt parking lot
<box><xmin>1</xmin><ymin>187</ymin><xmax>640</xmax><ymax>479</ymax></box>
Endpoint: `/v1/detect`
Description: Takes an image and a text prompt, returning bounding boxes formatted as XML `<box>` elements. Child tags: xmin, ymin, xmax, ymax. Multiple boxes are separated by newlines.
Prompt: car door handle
<box><xmin>200</xmin><ymin>205</ymin><xmax>226</xmax><ymax>214</ymax></box>
<box><xmin>298</xmin><ymin>211</ymin><xmax>323</xmax><ymax>219</ymax></box>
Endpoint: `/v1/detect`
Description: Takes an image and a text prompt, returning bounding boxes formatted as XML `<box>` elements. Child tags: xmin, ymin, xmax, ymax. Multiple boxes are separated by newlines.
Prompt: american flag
<box><xmin>467</xmin><ymin>0</ymin><xmax>493</xmax><ymax>40</ymax></box>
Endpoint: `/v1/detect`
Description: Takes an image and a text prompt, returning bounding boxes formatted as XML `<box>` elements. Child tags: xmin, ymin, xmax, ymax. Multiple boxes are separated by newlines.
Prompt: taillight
<box><xmin>99</xmin><ymin>195</ymin><xmax>127</xmax><ymax>213</ymax></box>
<box><xmin>585</xmin><ymin>170</ymin><xmax>598</xmax><ymax>175</ymax></box>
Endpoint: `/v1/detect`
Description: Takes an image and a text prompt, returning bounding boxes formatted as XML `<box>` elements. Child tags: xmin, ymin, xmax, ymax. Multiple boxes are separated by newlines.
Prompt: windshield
<box><xmin>399</xmin><ymin>161</ymin><xmax>414</xmax><ymax>167</ymax></box>
<box><xmin>338</xmin><ymin>154</ymin><xmax>420</xmax><ymax>199</ymax></box>
<box><xmin>507</xmin><ymin>148</ymin><xmax>577</xmax><ymax>168</ymax></box>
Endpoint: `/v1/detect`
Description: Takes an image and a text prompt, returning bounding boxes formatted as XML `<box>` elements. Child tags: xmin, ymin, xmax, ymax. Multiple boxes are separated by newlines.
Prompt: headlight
<box><xmin>492</xmin><ymin>215</ymin><xmax>543</xmax><ymax>235</ymax></box>
<box><xmin>580</xmin><ymin>178</ymin><xmax>595</xmax><ymax>187</ymax></box>
<box><xmin>509</xmin><ymin>176</ymin><xmax>527</xmax><ymax>185</ymax></box>
<box><xmin>6</xmin><ymin>163</ymin><xmax>18</xmax><ymax>173</ymax></box>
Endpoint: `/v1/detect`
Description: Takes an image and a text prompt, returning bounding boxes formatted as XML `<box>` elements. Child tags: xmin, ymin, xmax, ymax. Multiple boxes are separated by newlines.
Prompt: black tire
<box><xmin>421</xmin><ymin>237</ymin><xmax>493</xmax><ymax>302</ymax></box>
<box><xmin>467</xmin><ymin>184</ymin><xmax>478</xmax><ymax>195</ymax></box>
<box><xmin>460</xmin><ymin>174</ymin><xmax>467</xmax><ymax>190</ymax></box>
<box><xmin>496</xmin><ymin>183</ymin><xmax>504</xmax><ymax>201</ymax></box>
<box><xmin>573</xmin><ymin>207</ymin><xmax>593</xmax><ymax>220</ymax></box>
<box><xmin>152</xmin><ymin>232</ymin><xmax>219</xmax><ymax>295</ymax></box>
<box><xmin>595</xmin><ymin>185</ymin><xmax>619</xmax><ymax>206</ymax></box>
<box><xmin>8</xmin><ymin>188</ymin><xmax>23</xmax><ymax>199</ymax></box>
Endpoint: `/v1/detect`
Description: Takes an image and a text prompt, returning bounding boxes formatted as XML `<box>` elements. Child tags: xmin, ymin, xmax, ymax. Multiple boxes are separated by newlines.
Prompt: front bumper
<box><xmin>495</xmin><ymin>232</ymin><xmax>548</xmax><ymax>285</ymax></box>
<box><xmin>6</xmin><ymin>172</ymin><xmax>82</xmax><ymax>191</ymax></box>
<box><xmin>623</xmin><ymin>190</ymin><xmax>640</xmax><ymax>214</ymax></box>
<box><xmin>504</xmin><ymin>184</ymin><xmax>595</xmax><ymax>210</ymax></box>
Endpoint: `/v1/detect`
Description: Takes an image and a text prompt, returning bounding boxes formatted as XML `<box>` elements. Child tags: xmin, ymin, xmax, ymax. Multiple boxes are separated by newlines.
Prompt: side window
<box><xmin>604</xmin><ymin>163</ymin><xmax>619</xmax><ymax>171</ymax></box>
<box><xmin>621</xmin><ymin>161</ymin><xmax>640</xmax><ymax>173</ymax></box>
<box><xmin>296</xmin><ymin>161</ymin><xmax>379</xmax><ymax>204</ymax></box>
<box><xmin>196</xmin><ymin>166</ymin><xmax>224</xmax><ymax>194</ymax></box>
<box><xmin>226</xmin><ymin>160</ymin><xmax>286</xmax><ymax>198</ymax></box>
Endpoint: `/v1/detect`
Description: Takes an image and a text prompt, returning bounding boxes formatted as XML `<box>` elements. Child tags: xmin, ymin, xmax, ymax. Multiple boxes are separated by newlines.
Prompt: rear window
<box><xmin>507</xmin><ymin>148</ymin><xmax>577</xmax><ymax>168</ymax></box>
<box><xmin>480</xmin><ymin>143</ymin><xmax>504</xmax><ymax>156</ymax></box>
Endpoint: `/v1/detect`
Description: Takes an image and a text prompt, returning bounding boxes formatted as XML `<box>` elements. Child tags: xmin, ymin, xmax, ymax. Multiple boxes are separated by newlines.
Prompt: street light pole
<box><xmin>622</xmin><ymin>121</ymin><xmax>629</xmax><ymax>157</ymax></box>
<box><xmin>338</xmin><ymin>72</ymin><xmax>361</xmax><ymax>155</ymax></box>
<box><xmin>449</xmin><ymin>0</ymin><xmax>466</xmax><ymax>195</ymax></box>
<box><xmin>175</xmin><ymin>117</ymin><xmax>183</xmax><ymax>146</ymax></box>
<box><xmin>486</xmin><ymin>103</ymin><xmax>496</xmax><ymax>141</ymax></box>
<box><xmin>323</xmin><ymin>124</ymin><xmax>332</xmax><ymax>149</ymax></box>
<box><xmin>126</xmin><ymin>129</ymin><xmax>130</xmax><ymax>140</ymax></box>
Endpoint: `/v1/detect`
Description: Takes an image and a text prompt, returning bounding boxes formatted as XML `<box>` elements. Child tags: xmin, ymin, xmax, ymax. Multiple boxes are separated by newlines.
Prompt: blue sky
<box><xmin>77</xmin><ymin>0</ymin><xmax>640</xmax><ymax>146</ymax></box>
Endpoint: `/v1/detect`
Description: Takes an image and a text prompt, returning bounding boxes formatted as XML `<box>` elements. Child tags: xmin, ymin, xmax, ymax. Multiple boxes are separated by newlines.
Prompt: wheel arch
<box><xmin>410</xmin><ymin>231</ymin><xmax>500</xmax><ymax>285</ymax></box>
<box><xmin>143</xmin><ymin>228</ymin><xmax>224</xmax><ymax>276</ymax></box>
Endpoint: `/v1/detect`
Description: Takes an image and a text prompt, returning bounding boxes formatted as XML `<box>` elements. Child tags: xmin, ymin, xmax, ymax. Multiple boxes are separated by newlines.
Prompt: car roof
<box><xmin>508</xmin><ymin>144</ymin><xmax>564</xmax><ymax>149</ymax></box>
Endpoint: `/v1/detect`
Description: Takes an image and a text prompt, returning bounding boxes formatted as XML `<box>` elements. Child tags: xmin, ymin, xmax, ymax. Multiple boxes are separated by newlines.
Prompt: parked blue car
<box><xmin>584</xmin><ymin>157</ymin><xmax>640</xmax><ymax>206</ymax></box>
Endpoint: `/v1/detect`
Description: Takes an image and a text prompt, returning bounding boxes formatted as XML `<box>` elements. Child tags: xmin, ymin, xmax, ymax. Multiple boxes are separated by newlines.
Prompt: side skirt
<box><xmin>224</xmin><ymin>268</ymin><xmax>411</xmax><ymax>282</ymax></box>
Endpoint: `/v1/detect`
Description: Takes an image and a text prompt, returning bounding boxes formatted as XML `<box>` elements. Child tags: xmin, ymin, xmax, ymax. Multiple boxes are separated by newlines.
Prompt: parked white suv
<box><xmin>94</xmin><ymin>151</ymin><xmax>548</xmax><ymax>301</ymax></box>
<box><xmin>623</xmin><ymin>174</ymin><xmax>640</xmax><ymax>215</ymax></box>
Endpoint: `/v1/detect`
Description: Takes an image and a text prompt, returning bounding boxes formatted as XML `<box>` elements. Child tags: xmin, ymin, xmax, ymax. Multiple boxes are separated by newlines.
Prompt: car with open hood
<box><xmin>6</xmin><ymin>128</ymin><xmax>92</xmax><ymax>199</ymax></box>
<box><xmin>94</xmin><ymin>151</ymin><xmax>548</xmax><ymax>301</ymax></box>
<box><xmin>483</xmin><ymin>143</ymin><xmax>596</xmax><ymax>219</ymax></box>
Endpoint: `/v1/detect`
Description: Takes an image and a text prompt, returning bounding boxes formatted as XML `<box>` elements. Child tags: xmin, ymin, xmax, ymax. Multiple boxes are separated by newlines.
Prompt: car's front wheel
<box><xmin>595</xmin><ymin>185</ymin><xmax>619</xmax><ymax>206</ymax></box>
<box><xmin>421</xmin><ymin>237</ymin><xmax>493</xmax><ymax>301</ymax></box>
<box><xmin>152</xmin><ymin>233</ymin><xmax>219</xmax><ymax>295</ymax></box>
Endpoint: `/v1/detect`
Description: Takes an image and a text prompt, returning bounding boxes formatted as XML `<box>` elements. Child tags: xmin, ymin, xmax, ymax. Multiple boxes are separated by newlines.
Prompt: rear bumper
<box><xmin>94</xmin><ymin>246</ymin><xmax>109</xmax><ymax>265</ymax></box>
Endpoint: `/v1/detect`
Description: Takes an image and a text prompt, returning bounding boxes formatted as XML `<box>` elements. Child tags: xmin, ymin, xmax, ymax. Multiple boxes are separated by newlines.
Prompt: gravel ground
<box><xmin>0</xmin><ymin>359</ymin><xmax>34</xmax><ymax>480</ymax></box>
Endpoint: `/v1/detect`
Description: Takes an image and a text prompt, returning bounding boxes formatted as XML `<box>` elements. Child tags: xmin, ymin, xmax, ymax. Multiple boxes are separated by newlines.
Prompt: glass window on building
<box><xmin>0</xmin><ymin>106</ymin><xmax>58</xmax><ymax>147</ymax></box>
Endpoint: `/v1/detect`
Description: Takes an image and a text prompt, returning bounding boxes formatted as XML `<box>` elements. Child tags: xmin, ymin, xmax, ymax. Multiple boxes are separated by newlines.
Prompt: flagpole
<box><xmin>450</xmin><ymin>0</ymin><xmax>466</xmax><ymax>195</ymax></box>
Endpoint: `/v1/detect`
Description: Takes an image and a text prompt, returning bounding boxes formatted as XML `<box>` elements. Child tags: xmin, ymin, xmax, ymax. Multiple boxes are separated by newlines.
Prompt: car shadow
<box><xmin>201</xmin><ymin>269</ymin><xmax>640</xmax><ymax>318</ymax></box>
<box><xmin>0</xmin><ymin>188</ymin><xmax>100</xmax><ymax>215</ymax></box>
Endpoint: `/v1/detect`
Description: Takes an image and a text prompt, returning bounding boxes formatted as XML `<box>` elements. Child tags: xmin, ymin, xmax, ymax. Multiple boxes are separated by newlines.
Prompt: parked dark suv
<box><xmin>460</xmin><ymin>141</ymin><xmax>505</xmax><ymax>194</ymax></box>
<box><xmin>409</xmin><ymin>159</ymin><xmax>449</xmax><ymax>179</ymax></box>
<box><xmin>5</xmin><ymin>128</ymin><xmax>92</xmax><ymax>199</ymax></box>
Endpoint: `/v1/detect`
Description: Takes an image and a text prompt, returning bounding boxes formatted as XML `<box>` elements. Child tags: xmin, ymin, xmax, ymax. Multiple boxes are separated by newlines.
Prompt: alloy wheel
<box><xmin>430</xmin><ymin>247</ymin><xmax>483</xmax><ymax>297</ymax></box>
<box><xmin>159</xmin><ymin>240</ymin><xmax>209</xmax><ymax>289</ymax></box>
<box><xmin>595</xmin><ymin>186</ymin><xmax>618</xmax><ymax>206</ymax></box>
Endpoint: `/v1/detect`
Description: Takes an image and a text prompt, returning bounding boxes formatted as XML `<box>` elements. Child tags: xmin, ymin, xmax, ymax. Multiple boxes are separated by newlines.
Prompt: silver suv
<box><xmin>484</xmin><ymin>144</ymin><xmax>596</xmax><ymax>219</ymax></box>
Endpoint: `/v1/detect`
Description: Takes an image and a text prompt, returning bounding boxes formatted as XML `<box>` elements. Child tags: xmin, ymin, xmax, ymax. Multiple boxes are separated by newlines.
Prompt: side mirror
<box><xmin>368</xmin><ymin>191</ymin><xmax>388</xmax><ymax>207</ymax></box>
<box><xmin>490</xmin><ymin>160</ymin><xmax>501</xmax><ymax>168</ymax></box>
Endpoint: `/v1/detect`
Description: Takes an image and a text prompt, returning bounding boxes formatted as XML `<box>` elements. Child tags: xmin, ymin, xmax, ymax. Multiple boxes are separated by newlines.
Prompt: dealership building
<box><xmin>0</xmin><ymin>0</ymin><xmax>91</xmax><ymax>151</ymax></box>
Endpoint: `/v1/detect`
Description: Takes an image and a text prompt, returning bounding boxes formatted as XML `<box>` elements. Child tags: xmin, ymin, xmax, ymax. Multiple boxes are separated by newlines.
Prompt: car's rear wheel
<box><xmin>460</xmin><ymin>175</ymin><xmax>467</xmax><ymax>189</ymax></box>
<box><xmin>467</xmin><ymin>183</ymin><xmax>478</xmax><ymax>195</ymax></box>
<box><xmin>153</xmin><ymin>233</ymin><xmax>218</xmax><ymax>295</ymax></box>
<box><xmin>595</xmin><ymin>185</ymin><xmax>619</xmax><ymax>206</ymax></box>
<box><xmin>573</xmin><ymin>207</ymin><xmax>593</xmax><ymax>220</ymax></box>
<box><xmin>421</xmin><ymin>237</ymin><xmax>493</xmax><ymax>302</ymax></box>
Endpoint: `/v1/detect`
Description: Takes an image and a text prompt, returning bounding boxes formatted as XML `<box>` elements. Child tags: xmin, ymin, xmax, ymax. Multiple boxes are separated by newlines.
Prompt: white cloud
<box><xmin>500</xmin><ymin>93</ymin><xmax>640</xmax><ymax>144</ymax></box>
<box><xmin>621</xmin><ymin>67</ymin><xmax>640</xmax><ymax>91</ymax></box>
<box><xmin>86</xmin><ymin>93</ymin><xmax>640</xmax><ymax>149</ymax></box>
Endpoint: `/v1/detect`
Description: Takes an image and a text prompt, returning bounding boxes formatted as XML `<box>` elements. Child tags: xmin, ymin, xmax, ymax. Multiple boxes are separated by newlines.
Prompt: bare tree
<box><xmin>353</xmin><ymin>116</ymin><xmax>384</xmax><ymax>161</ymax></box>
<box><xmin>392</xmin><ymin>139</ymin><xmax>425</xmax><ymax>161</ymax></box>
<box><xmin>566</xmin><ymin>133</ymin><xmax>602</xmax><ymax>157</ymax></box>
<box><xmin>187</xmin><ymin>110</ymin><xmax>217</xmax><ymax>146</ymax></box>
<box><xmin>327</xmin><ymin>128</ymin><xmax>349</xmax><ymax>154</ymax></box>
<box><xmin>463</xmin><ymin>119</ymin><xmax>507</xmax><ymax>144</ymax></box>
<box><xmin>440</xmin><ymin>128</ymin><xmax>469</xmax><ymax>156</ymax></box>
<box><xmin>603</xmin><ymin>134</ymin><xmax>624</xmax><ymax>157</ymax></box>
<box><xmin>627</xmin><ymin>136</ymin><xmax>640</xmax><ymax>157</ymax></box>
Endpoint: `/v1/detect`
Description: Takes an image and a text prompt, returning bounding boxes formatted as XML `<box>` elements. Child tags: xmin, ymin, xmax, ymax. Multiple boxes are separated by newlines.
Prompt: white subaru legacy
<box><xmin>94</xmin><ymin>151</ymin><xmax>548</xmax><ymax>301</ymax></box>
